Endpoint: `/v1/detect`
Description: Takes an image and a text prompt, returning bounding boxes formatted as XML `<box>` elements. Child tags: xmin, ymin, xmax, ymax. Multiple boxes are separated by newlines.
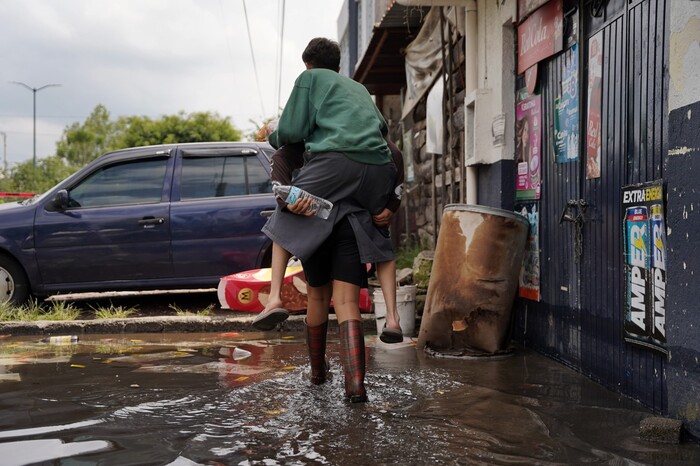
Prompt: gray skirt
<box><xmin>262</xmin><ymin>152</ymin><xmax>397</xmax><ymax>263</ymax></box>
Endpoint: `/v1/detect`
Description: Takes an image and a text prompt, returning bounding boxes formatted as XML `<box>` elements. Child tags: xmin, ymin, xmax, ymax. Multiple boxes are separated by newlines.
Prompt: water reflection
<box><xmin>0</xmin><ymin>332</ymin><xmax>697</xmax><ymax>465</ymax></box>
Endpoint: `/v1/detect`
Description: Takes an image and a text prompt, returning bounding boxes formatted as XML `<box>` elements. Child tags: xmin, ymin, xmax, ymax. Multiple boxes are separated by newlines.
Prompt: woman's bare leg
<box><xmin>306</xmin><ymin>282</ymin><xmax>332</xmax><ymax>326</ymax></box>
<box><xmin>305</xmin><ymin>282</ymin><xmax>332</xmax><ymax>384</ymax></box>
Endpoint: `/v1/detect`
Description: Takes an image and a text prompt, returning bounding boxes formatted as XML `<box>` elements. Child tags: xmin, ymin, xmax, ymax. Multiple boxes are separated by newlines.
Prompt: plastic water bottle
<box><xmin>273</xmin><ymin>185</ymin><xmax>333</xmax><ymax>220</ymax></box>
<box><xmin>41</xmin><ymin>335</ymin><xmax>79</xmax><ymax>344</ymax></box>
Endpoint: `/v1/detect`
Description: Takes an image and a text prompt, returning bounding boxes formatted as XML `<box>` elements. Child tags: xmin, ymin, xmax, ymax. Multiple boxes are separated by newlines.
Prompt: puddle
<box><xmin>0</xmin><ymin>332</ymin><xmax>698</xmax><ymax>465</ymax></box>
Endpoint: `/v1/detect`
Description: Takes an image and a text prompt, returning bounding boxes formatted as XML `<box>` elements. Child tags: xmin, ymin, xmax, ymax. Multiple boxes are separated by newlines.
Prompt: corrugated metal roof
<box><xmin>353</xmin><ymin>1</ymin><xmax>430</xmax><ymax>95</ymax></box>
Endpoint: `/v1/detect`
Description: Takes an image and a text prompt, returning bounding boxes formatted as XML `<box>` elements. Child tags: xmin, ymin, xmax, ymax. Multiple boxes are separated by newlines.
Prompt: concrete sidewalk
<box><xmin>0</xmin><ymin>312</ymin><xmax>380</xmax><ymax>336</ymax></box>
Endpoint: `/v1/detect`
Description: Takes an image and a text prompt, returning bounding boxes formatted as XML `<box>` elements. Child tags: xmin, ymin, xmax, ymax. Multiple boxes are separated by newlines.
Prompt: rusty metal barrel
<box><xmin>417</xmin><ymin>204</ymin><xmax>529</xmax><ymax>354</ymax></box>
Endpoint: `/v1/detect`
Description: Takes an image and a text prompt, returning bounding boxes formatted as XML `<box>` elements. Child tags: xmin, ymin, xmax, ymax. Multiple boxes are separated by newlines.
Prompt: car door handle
<box><xmin>260</xmin><ymin>210</ymin><xmax>275</xmax><ymax>218</ymax></box>
<box><xmin>138</xmin><ymin>216</ymin><xmax>165</xmax><ymax>225</ymax></box>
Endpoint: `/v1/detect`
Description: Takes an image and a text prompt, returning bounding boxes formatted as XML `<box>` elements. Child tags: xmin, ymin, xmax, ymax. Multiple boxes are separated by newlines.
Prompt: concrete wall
<box><xmin>469</xmin><ymin>0</ymin><xmax>516</xmax><ymax>166</ymax></box>
<box><xmin>665</xmin><ymin>0</ymin><xmax>700</xmax><ymax>439</ymax></box>
<box><xmin>477</xmin><ymin>159</ymin><xmax>516</xmax><ymax>211</ymax></box>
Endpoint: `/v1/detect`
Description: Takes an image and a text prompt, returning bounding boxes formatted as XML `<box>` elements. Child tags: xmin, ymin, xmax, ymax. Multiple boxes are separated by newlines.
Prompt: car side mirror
<box><xmin>49</xmin><ymin>189</ymin><xmax>70</xmax><ymax>211</ymax></box>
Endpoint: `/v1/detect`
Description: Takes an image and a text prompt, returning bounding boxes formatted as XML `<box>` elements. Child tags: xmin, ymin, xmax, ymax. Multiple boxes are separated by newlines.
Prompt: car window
<box><xmin>69</xmin><ymin>158</ymin><xmax>168</xmax><ymax>208</ymax></box>
<box><xmin>180</xmin><ymin>155</ymin><xmax>271</xmax><ymax>200</ymax></box>
<box><xmin>247</xmin><ymin>156</ymin><xmax>272</xmax><ymax>194</ymax></box>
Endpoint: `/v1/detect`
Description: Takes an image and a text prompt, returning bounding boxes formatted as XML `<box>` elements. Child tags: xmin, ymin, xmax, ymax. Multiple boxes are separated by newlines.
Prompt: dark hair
<box><xmin>302</xmin><ymin>37</ymin><xmax>340</xmax><ymax>71</ymax></box>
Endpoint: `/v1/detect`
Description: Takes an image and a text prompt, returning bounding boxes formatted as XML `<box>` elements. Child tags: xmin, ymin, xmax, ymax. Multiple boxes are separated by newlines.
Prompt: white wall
<box><xmin>668</xmin><ymin>0</ymin><xmax>700</xmax><ymax>112</ymax></box>
<box><xmin>468</xmin><ymin>0</ymin><xmax>516</xmax><ymax>165</ymax></box>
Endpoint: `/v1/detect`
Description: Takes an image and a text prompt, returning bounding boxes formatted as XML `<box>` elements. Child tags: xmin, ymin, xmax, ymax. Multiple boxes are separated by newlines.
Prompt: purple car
<box><xmin>0</xmin><ymin>142</ymin><xmax>276</xmax><ymax>306</ymax></box>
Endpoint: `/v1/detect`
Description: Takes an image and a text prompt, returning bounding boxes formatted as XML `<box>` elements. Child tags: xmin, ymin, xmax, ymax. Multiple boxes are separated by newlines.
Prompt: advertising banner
<box><xmin>555</xmin><ymin>44</ymin><xmax>579</xmax><ymax>163</ymax></box>
<box><xmin>517</xmin><ymin>0</ymin><xmax>564</xmax><ymax>74</ymax></box>
<box><xmin>516</xmin><ymin>202</ymin><xmax>540</xmax><ymax>301</ymax></box>
<box><xmin>516</xmin><ymin>94</ymin><xmax>542</xmax><ymax>200</ymax></box>
<box><xmin>402</xmin><ymin>130</ymin><xmax>414</xmax><ymax>183</ymax></box>
<box><xmin>426</xmin><ymin>78</ymin><xmax>444</xmax><ymax>154</ymax></box>
<box><xmin>622</xmin><ymin>180</ymin><xmax>667</xmax><ymax>354</ymax></box>
<box><xmin>586</xmin><ymin>32</ymin><xmax>603</xmax><ymax>179</ymax></box>
<box><xmin>518</xmin><ymin>0</ymin><xmax>550</xmax><ymax>22</ymax></box>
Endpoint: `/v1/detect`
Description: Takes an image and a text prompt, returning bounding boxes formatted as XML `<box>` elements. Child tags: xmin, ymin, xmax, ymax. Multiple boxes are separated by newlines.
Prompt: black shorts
<box><xmin>302</xmin><ymin>216</ymin><xmax>368</xmax><ymax>288</ymax></box>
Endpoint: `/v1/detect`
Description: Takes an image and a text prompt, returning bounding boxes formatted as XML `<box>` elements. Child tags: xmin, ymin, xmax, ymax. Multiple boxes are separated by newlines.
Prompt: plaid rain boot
<box><xmin>305</xmin><ymin>319</ymin><xmax>329</xmax><ymax>385</ymax></box>
<box><xmin>339</xmin><ymin>319</ymin><xmax>368</xmax><ymax>403</ymax></box>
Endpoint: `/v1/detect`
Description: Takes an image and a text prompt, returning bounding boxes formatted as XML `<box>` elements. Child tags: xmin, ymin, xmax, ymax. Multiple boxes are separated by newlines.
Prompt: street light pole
<box><xmin>10</xmin><ymin>81</ymin><xmax>61</xmax><ymax>169</ymax></box>
<box><xmin>0</xmin><ymin>131</ymin><xmax>6</xmax><ymax>174</ymax></box>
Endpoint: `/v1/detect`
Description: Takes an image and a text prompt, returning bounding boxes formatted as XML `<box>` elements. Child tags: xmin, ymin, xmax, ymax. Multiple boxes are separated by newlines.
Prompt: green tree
<box><xmin>3</xmin><ymin>106</ymin><xmax>242</xmax><ymax>198</ymax></box>
<box><xmin>55</xmin><ymin>104</ymin><xmax>115</xmax><ymax>167</ymax></box>
<box><xmin>112</xmin><ymin>111</ymin><xmax>241</xmax><ymax>149</ymax></box>
<box><xmin>56</xmin><ymin>105</ymin><xmax>242</xmax><ymax>167</ymax></box>
<box><xmin>5</xmin><ymin>157</ymin><xmax>75</xmax><ymax>195</ymax></box>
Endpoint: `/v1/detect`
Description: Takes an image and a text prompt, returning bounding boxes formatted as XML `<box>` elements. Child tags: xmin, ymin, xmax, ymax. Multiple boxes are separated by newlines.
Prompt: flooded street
<box><xmin>0</xmin><ymin>331</ymin><xmax>698</xmax><ymax>465</ymax></box>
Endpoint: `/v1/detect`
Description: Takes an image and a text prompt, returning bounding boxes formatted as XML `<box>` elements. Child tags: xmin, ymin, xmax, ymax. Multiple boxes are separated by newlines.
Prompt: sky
<box><xmin>0</xmin><ymin>0</ymin><xmax>345</xmax><ymax>169</ymax></box>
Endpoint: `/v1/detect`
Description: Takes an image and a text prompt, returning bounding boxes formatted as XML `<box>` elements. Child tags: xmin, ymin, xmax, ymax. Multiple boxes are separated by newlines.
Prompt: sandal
<box><xmin>379</xmin><ymin>323</ymin><xmax>403</xmax><ymax>344</ymax></box>
<box><xmin>251</xmin><ymin>308</ymin><xmax>289</xmax><ymax>331</ymax></box>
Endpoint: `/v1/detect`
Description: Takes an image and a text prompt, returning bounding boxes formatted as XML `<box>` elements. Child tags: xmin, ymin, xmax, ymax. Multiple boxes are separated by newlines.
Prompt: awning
<box><xmin>353</xmin><ymin>1</ymin><xmax>429</xmax><ymax>95</ymax></box>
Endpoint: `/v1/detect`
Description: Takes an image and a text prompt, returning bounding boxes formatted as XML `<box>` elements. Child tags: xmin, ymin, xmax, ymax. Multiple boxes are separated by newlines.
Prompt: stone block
<box><xmin>639</xmin><ymin>417</ymin><xmax>683</xmax><ymax>444</ymax></box>
<box><xmin>412</xmin><ymin>250</ymin><xmax>435</xmax><ymax>290</ymax></box>
<box><xmin>397</xmin><ymin>267</ymin><xmax>413</xmax><ymax>285</ymax></box>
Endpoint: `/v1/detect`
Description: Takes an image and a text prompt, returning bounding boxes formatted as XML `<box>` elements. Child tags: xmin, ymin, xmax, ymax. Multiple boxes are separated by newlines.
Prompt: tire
<box><xmin>260</xmin><ymin>244</ymin><xmax>273</xmax><ymax>269</ymax></box>
<box><xmin>0</xmin><ymin>255</ymin><xmax>30</xmax><ymax>307</ymax></box>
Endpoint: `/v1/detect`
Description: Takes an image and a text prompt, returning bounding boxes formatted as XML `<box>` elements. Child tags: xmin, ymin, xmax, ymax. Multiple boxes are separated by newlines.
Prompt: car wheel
<box><xmin>0</xmin><ymin>255</ymin><xmax>30</xmax><ymax>306</ymax></box>
<box><xmin>260</xmin><ymin>245</ymin><xmax>273</xmax><ymax>269</ymax></box>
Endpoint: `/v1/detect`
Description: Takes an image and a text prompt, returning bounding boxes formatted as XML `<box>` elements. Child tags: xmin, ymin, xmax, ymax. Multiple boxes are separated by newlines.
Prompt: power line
<box><xmin>242</xmin><ymin>0</ymin><xmax>266</xmax><ymax>117</ymax></box>
<box><xmin>276</xmin><ymin>0</ymin><xmax>286</xmax><ymax>116</ymax></box>
<box><xmin>274</xmin><ymin>2</ymin><xmax>281</xmax><ymax>114</ymax></box>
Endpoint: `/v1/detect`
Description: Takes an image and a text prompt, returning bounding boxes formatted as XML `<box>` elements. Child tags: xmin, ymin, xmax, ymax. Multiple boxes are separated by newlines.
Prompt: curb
<box><xmin>0</xmin><ymin>313</ymin><xmax>381</xmax><ymax>336</ymax></box>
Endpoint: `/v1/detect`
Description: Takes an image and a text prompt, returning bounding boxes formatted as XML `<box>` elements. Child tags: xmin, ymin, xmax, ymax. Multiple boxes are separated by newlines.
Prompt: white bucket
<box><xmin>373</xmin><ymin>285</ymin><xmax>417</xmax><ymax>337</ymax></box>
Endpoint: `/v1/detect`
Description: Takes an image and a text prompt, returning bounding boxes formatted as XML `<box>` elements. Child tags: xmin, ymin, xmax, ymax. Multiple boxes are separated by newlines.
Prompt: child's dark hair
<box><xmin>302</xmin><ymin>37</ymin><xmax>341</xmax><ymax>71</ymax></box>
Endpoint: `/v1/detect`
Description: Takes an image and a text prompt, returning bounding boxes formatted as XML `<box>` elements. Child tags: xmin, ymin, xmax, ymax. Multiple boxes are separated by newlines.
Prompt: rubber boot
<box><xmin>305</xmin><ymin>319</ymin><xmax>329</xmax><ymax>385</ymax></box>
<box><xmin>339</xmin><ymin>319</ymin><xmax>368</xmax><ymax>403</ymax></box>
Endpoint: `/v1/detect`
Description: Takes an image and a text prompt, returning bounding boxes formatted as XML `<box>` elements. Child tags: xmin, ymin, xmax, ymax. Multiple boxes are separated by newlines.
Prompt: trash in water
<box><xmin>218</xmin><ymin>346</ymin><xmax>252</xmax><ymax>361</ymax></box>
<box><xmin>41</xmin><ymin>335</ymin><xmax>79</xmax><ymax>344</ymax></box>
<box><xmin>105</xmin><ymin>351</ymin><xmax>194</xmax><ymax>364</ymax></box>
<box><xmin>265</xmin><ymin>409</ymin><xmax>286</xmax><ymax>415</ymax></box>
<box><xmin>0</xmin><ymin>373</ymin><xmax>21</xmax><ymax>382</ymax></box>
<box><xmin>133</xmin><ymin>361</ymin><xmax>269</xmax><ymax>376</ymax></box>
<box><xmin>1</xmin><ymin>356</ymin><xmax>71</xmax><ymax>366</ymax></box>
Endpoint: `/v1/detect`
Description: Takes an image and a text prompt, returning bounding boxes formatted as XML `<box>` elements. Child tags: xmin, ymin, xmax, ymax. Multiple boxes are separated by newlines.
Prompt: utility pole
<box><xmin>0</xmin><ymin>131</ymin><xmax>6</xmax><ymax>174</ymax></box>
<box><xmin>9</xmin><ymin>81</ymin><xmax>61</xmax><ymax>169</ymax></box>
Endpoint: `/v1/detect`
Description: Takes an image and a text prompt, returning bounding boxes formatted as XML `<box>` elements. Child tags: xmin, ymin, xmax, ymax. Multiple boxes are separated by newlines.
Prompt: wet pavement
<box><xmin>1</xmin><ymin>331</ymin><xmax>699</xmax><ymax>466</ymax></box>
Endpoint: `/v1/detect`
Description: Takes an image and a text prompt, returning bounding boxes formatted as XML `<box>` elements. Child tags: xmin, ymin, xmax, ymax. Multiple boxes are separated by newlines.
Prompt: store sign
<box><xmin>516</xmin><ymin>202</ymin><xmax>540</xmax><ymax>301</ymax></box>
<box><xmin>622</xmin><ymin>180</ymin><xmax>667</xmax><ymax>354</ymax></box>
<box><xmin>586</xmin><ymin>31</ymin><xmax>603</xmax><ymax>179</ymax></box>
<box><xmin>518</xmin><ymin>0</ymin><xmax>549</xmax><ymax>22</ymax></box>
<box><xmin>525</xmin><ymin>64</ymin><xmax>538</xmax><ymax>95</ymax></box>
<box><xmin>516</xmin><ymin>94</ymin><xmax>542</xmax><ymax>200</ymax></box>
<box><xmin>517</xmin><ymin>0</ymin><xmax>564</xmax><ymax>75</ymax></box>
<box><xmin>554</xmin><ymin>45</ymin><xmax>579</xmax><ymax>163</ymax></box>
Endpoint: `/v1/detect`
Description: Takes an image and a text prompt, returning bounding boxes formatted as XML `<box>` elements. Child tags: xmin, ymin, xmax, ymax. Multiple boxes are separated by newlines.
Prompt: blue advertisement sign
<box><xmin>622</xmin><ymin>180</ymin><xmax>667</xmax><ymax>354</ymax></box>
<box><xmin>555</xmin><ymin>44</ymin><xmax>579</xmax><ymax>163</ymax></box>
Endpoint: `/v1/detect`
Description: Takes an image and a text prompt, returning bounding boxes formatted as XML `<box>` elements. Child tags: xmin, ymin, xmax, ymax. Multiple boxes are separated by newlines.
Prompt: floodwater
<box><xmin>0</xmin><ymin>332</ymin><xmax>698</xmax><ymax>466</ymax></box>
